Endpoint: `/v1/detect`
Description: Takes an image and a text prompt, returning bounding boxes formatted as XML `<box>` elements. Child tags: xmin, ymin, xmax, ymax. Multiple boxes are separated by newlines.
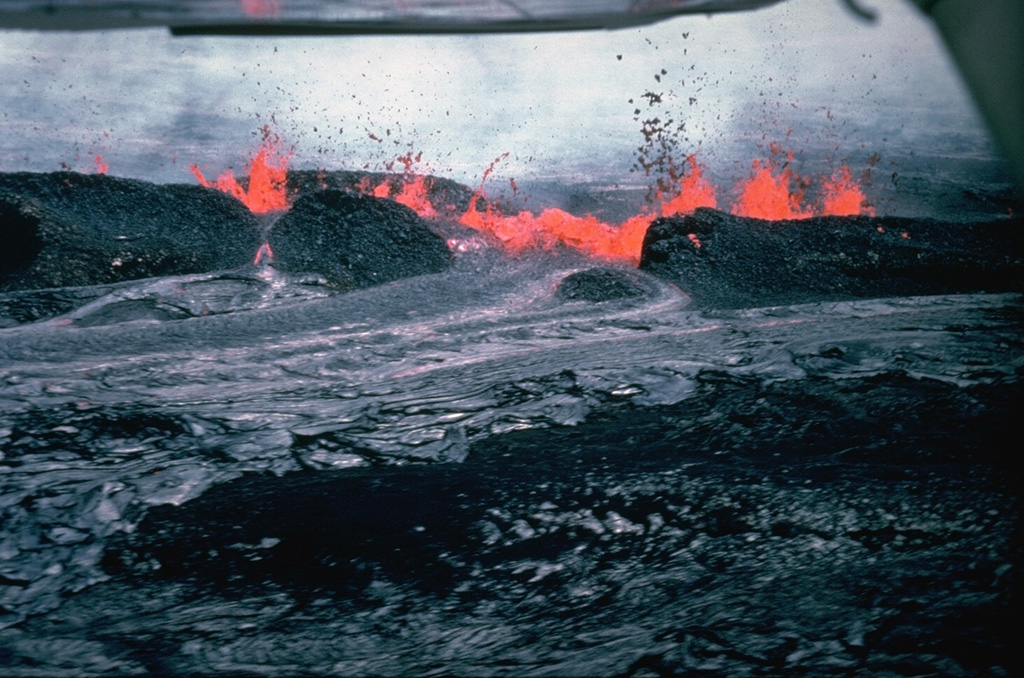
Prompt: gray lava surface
<box><xmin>0</xmin><ymin>172</ymin><xmax>1020</xmax><ymax>676</ymax></box>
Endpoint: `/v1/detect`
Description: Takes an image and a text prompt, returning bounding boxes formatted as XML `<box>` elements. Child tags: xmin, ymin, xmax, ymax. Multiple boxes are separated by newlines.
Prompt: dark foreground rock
<box><xmin>556</xmin><ymin>267</ymin><xmax>650</xmax><ymax>302</ymax></box>
<box><xmin>8</xmin><ymin>372</ymin><xmax>1011</xmax><ymax>677</ymax></box>
<box><xmin>267</xmin><ymin>190</ymin><xmax>451</xmax><ymax>289</ymax></box>
<box><xmin>0</xmin><ymin>172</ymin><xmax>260</xmax><ymax>292</ymax></box>
<box><xmin>640</xmin><ymin>207</ymin><xmax>1024</xmax><ymax>308</ymax></box>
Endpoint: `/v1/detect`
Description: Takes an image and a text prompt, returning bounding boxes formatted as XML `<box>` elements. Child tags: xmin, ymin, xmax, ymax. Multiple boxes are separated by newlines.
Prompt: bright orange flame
<box><xmin>370</xmin><ymin>174</ymin><xmax>439</xmax><ymax>218</ymax></box>
<box><xmin>821</xmin><ymin>166</ymin><xmax>876</xmax><ymax>217</ymax></box>
<box><xmin>191</xmin><ymin>131</ymin><xmax>874</xmax><ymax>265</ymax></box>
<box><xmin>451</xmin><ymin>154</ymin><xmax>717</xmax><ymax>263</ymax></box>
<box><xmin>191</xmin><ymin>128</ymin><xmax>291</xmax><ymax>213</ymax></box>
<box><xmin>732</xmin><ymin>157</ymin><xmax>813</xmax><ymax>220</ymax></box>
<box><xmin>659</xmin><ymin>155</ymin><xmax>718</xmax><ymax>217</ymax></box>
<box><xmin>360</xmin><ymin>153</ymin><xmax>716</xmax><ymax>264</ymax></box>
<box><xmin>362</xmin><ymin>152</ymin><xmax>450</xmax><ymax>218</ymax></box>
<box><xmin>457</xmin><ymin>197</ymin><xmax>650</xmax><ymax>262</ymax></box>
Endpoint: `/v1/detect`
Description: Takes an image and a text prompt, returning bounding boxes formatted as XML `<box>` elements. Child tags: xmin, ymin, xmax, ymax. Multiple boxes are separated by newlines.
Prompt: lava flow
<box><xmin>194</xmin><ymin>135</ymin><xmax>874</xmax><ymax>265</ymax></box>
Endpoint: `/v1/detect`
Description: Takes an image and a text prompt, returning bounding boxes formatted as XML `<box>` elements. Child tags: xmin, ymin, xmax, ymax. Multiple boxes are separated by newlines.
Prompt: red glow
<box><xmin>451</xmin><ymin>154</ymin><xmax>717</xmax><ymax>263</ymax></box>
<box><xmin>93</xmin><ymin>155</ymin><xmax>108</xmax><ymax>175</ymax></box>
<box><xmin>732</xmin><ymin>157</ymin><xmax>813</xmax><ymax>220</ymax></box>
<box><xmin>457</xmin><ymin>197</ymin><xmax>651</xmax><ymax>263</ymax></box>
<box><xmin>253</xmin><ymin>242</ymin><xmax>274</xmax><ymax>265</ymax></box>
<box><xmin>821</xmin><ymin>166</ymin><xmax>876</xmax><ymax>217</ymax></box>
<box><xmin>356</xmin><ymin>150</ymin><xmax>873</xmax><ymax>264</ymax></box>
<box><xmin>659</xmin><ymin>155</ymin><xmax>718</xmax><ymax>217</ymax></box>
<box><xmin>191</xmin><ymin>130</ymin><xmax>875</xmax><ymax>266</ymax></box>
<box><xmin>360</xmin><ymin>152</ymin><xmax>457</xmax><ymax>219</ymax></box>
<box><xmin>240</xmin><ymin>0</ymin><xmax>280</xmax><ymax>18</ymax></box>
<box><xmin>191</xmin><ymin>127</ymin><xmax>291</xmax><ymax>213</ymax></box>
<box><xmin>358</xmin><ymin>153</ymin><xmax>716</xmax><ymax>265</ymax></box>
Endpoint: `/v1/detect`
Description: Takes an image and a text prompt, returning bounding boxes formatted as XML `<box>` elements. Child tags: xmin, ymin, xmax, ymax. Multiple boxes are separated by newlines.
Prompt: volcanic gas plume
<box><xmin>191</xmin><ymin>131</ymin><xmax>875</xmax><ymax>264</ymax></box>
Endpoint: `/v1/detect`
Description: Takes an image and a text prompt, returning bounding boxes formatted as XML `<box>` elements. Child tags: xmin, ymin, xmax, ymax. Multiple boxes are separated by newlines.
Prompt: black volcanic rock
<box><xmin>0</xmin><ymin>172</ymin><xmax>260</xmax><ymax>292</ymax></box>
<box><xmin>556</xmin><ymin>267</ymin><xmax>648</xmax><ymax>302</ymax></box>
<box><xmin>639</xmin><ymin>207</ymin><xmax>1024</xmax><ymax>308</ymax></box>
<box><xmin>287</xmin><ymin>169</ymin><xmax>475</xmax><ymax>218</ymax></box>
<box><xmin>267</xmin><ymin>190</ymin><xmax>451</xmax><ymax>289</ymax></box>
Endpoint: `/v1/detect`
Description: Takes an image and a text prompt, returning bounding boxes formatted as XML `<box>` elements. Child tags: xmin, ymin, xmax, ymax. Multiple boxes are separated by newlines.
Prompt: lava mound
<box><xmin>640</xmin><ymin>207</ymin><xmax>1024</xmax><ymax>308</ymax></box>
<box><xmin>267</xmin><ymin>189</ymin><xmax>451</xmax><ymax>289</ymax></box>
<box><xmin>0</xmin><ymin>172</ymin><xmax>260</xmax><ymax>292</ymax></box>
<box><xmin>287</xmin><ymin>169</ymin><xmax>476</xmax><ymax>216</ymax></box>
<box><xmin>556</xmin><ymin>267</ymin><xmax>649</xmax><ymax>302</ymax></box>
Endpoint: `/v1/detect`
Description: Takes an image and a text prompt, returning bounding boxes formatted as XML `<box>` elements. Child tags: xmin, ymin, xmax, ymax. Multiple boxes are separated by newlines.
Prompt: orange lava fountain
<box><xmin>821</xmin><ymin>166</ymin><xmax>876</xmax><ymax>217</ymax></box>
<box><xmin>192</xmin><ymin>131</ymin><xmax>875</xmax><ymax>266</ymax></box>
<box><xmin>191</xmin><ymin>126</ymin><xmax>291</xmax><ymax>214</ymax></box>
<box><xmin>439</xmin><ymin>153</ymin><xmax>718</xmax><ymax>264</ymax></box>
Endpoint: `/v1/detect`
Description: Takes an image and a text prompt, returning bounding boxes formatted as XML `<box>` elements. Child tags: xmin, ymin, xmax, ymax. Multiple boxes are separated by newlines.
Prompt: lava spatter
<box><xmin>191</xmin><ymin>126</ymin><xmax>292</xmax><ymax>214</ymax></box>
<box><xmin>191</xmin><ymin>130</ymin><xmax>875</xmax><ymax>265</ymax></box>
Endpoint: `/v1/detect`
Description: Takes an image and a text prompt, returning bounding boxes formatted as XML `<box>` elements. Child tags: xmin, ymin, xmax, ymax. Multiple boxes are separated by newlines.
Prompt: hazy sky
<box><xmin>0</xmin><ymin>0</ymin><xmax>990</xmax><ymax>188</ymax></box>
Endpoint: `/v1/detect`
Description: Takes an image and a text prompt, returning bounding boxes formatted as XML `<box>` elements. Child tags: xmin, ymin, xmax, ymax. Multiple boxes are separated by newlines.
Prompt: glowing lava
<box><xmin>658</xmin><ymin>155</ymin><xmax>718</xmax><ymax>217</ymax></box>
<box><xmin>193</xmin><ymin>131</ymin><xmax>874</xmax><ymax>266</ymax></box>
<box><xmin>356</xmin><ymin>150</ymin><xmax>873</xmax><ymax>265</ymax></box>
<box><xmin>361</xmin><ymin>153</ymin><xmax>446</xmax><ymax>218</ymax></box>
<box><xmin>732</xmin><ymin>157</ymin><xmax>813</xmax><ymax>221</ymax></box>
<box><xmin>191</xmin><ymin>127</ymin><xmax>291</xmax><ymax>213</ymax></box>
<box><xmin>412</xmin><ymin>153</ymin><xmax>717</xmax><ymax>264</ymax></box>
<box><xmin>821</xmin><ymin>166</ymin><xmax>876</xmax><ymax>217</ymax></box>
<box><xmin>457</xmin><ymin>198</ymin><xmax>653</xmax><ymax>262</ymax></box>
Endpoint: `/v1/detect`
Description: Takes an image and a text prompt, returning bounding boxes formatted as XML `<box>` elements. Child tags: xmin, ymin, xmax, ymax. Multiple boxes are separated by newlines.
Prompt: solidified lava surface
<box><xmin>640</xmin><ymin>207</ymin><xmax>1024</xmax><ymax>309</ymax></box>
<box><xmin>0</xmin><ymin>169</ymin><xmax>1021</xmax><ymax>676</ymax></box>
<box><xmin>268</xmin><ymin>189</ymin><xmax>451</xmax><ymax>290</ymax></box>
<box><xmin>0</xmin><ymin>172</ymin><xmax>260</xmax><ymax>292</ymax></box>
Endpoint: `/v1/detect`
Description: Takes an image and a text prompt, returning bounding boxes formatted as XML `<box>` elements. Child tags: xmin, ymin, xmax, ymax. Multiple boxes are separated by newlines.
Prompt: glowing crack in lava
<box><xmin>194</xmin><ymin>133</ymin><xmax>874</xmax><ymax>266</ymax></box>
<box><xmin>190</xmin><ymin>127</ymin><xmax>292</xmax><ymax>214</ymax></box>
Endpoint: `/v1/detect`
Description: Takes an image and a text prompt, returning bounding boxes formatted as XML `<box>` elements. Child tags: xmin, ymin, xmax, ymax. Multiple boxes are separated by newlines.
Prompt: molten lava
<box><xmin>457</xmin><ymin>197</ymin><xmax>653</xmax><ymax>262</ymax></box>
<box><xmin>658</xmin><ymin>155</ymin><xmax>718</xmax><ymax>217</ymax></box>
<box><xmin>444</xmin><ymin>153</ymin><xmax>719</xmax><ymax>264</ymax></box>
<box><xmin>191</xmin><ymin>127</ymin><xmax>291</xmax><ymax>213</ymax></box>
<box><xmin>192</xmin><ymin>132</ymin><xmax>874</xmax><ymax>266</ymax></box>
<box><xmin>821</xmin><ymin>166</ymin><xmax>876</xmax><ymax>217</ymax></box>
<box><xmin>732</xmin><ymin>158</ymin><xmax>813</xmax><ymax>221</ymax></box>
<box><xmin>361</xmin><ymin>154</ymin><xmax>446</xmax><ymax>218</ymax></box>
<box><xmin>358</xmin><ymin>150</ymin><xmax>873</xmax><ymax>264</ymax></box>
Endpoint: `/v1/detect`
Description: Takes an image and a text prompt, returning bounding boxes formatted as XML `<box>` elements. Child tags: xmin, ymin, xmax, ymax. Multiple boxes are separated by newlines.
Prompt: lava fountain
<box><xmin>193</xmin><ymin>130</ymin><xmax>875</xmax><ymax>265</ymax></box>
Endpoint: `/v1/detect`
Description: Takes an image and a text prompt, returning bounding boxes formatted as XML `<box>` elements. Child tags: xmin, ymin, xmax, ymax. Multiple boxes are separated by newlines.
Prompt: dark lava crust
<box><xmin>0</xmin><ymin>172</ymin><xmax>260</xmax><ymax>291</ymax></box>
<box><xmin>640</xmin><ymin>207</ymin><xmax>1024</xmax><ymax>308</ymax></box>
<box><xmin>267</xmin><ymin>189</ymin><xmax>451</xmax><ymax>289</ymax></box>
<box><xmin>45</xmin><ymin>372</ymin><xmax>1018</xmax><ymax>677</ymax></box>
